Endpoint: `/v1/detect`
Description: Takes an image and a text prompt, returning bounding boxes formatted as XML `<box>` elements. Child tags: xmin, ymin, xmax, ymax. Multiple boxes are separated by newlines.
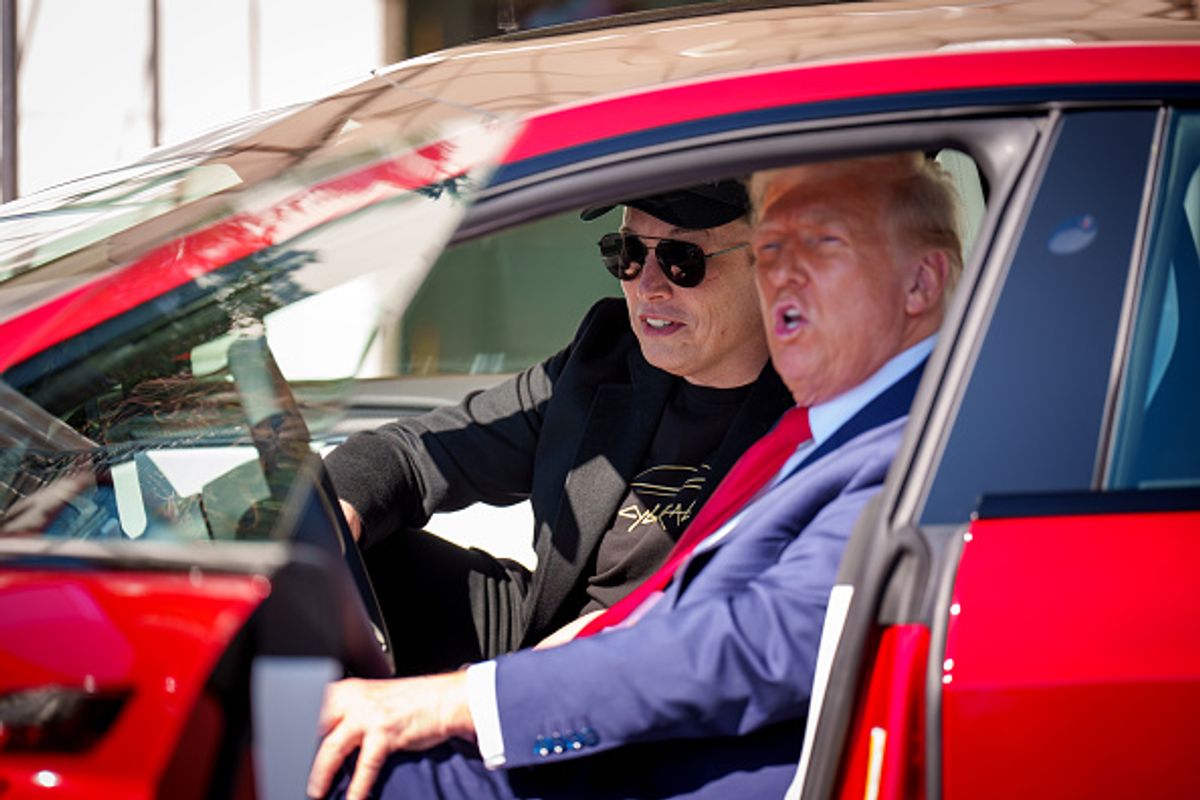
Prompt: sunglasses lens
<box><xmin>599</xmin><ymin>233</ymin><xmax>646</xmax><ymax>280</ymax></box>
<box><xmin>599</xmin><ymin>234</ymin><xmax>709</xmax><ymax>288</ymax></box>
<box><xmin>655</xmin><ymin>239</ymin><xmax>706</xmax><ymax>288</ymax></box>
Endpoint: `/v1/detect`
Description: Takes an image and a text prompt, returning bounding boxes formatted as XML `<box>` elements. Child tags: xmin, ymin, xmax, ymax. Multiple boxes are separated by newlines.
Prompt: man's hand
<box><xmin>307</xmin><ymin>671</ymin><xmax>475</xmax><ymax>800</ymax></box>
<box><xmin>338</xmin><ymin>499</ymin><xmax>363</xmax><ymax>543</ymax></box>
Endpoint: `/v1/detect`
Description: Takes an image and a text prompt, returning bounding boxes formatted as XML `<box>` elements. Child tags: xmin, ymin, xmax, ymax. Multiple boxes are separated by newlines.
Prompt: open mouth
<box><xmin>642</xmin><ymin>315</ymin><xmax>683</xmax><ymax>333</ymax></box>
<box><xmin>774</xmin><ymin>303</ymin><xmax>806</xmax><ymax>337</ymax></box>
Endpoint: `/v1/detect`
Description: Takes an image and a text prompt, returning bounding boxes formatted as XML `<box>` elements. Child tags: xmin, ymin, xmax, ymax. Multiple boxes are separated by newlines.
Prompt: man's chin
<box><xmin>641</xmin><ymin>347</ymin><xmax>689</xmax><ymax>378</ymax></box>
<box><xmin>774</xmin><ymin>361</ymin><xmax>823</xmax><ymax>406</ymax></box>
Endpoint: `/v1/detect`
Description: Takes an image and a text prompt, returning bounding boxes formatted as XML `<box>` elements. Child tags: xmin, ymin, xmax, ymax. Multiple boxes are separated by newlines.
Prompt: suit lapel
<box><xmin>795</xmin><ymin>360</ymin><xmax>926</xmax><ymax>472</ymax></box>
<box><xmin>671</xmin><ymin>360</ymin><xmax>927</xmax><ymax>597</ymax></box>
<box><xmin>524</xmin><ymin>352</ymin><xmax>673</xmax><ymax>642</ymax></box>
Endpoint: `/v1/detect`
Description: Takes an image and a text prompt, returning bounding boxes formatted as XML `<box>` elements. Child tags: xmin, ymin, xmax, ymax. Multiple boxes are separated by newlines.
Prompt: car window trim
<box><xmin>887</xmin><ymin>111</ymin><xmax>1059</xmax><ymax>531</ymax></box>
<box><xmin>456</xmin><ymin>108</ymin><xmax>1049</xmax><ymax>243</ymax></box>
<box><xmin>1094</xmin><ymin>106</ymin><xmax>1171</xmax><ymax>486</ymax></box>
<box><xmin>976</xmin><ymin>485</ymin><xmax>1200</xmax><ymax>519</ymax></box>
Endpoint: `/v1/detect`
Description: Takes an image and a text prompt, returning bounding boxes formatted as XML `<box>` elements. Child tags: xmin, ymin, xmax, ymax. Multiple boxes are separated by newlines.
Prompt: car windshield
<box><xmin>0</xmin><ymin>109</ymin><xmax>518</xmax><ymax>546</ymax></box>
<box><xmin>0</xmin><ymin>104</ymin><xmax>300</xmax><ymax>288</ymax></box>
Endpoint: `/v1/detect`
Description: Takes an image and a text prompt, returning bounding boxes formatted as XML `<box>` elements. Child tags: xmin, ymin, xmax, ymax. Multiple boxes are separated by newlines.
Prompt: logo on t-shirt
<box><xmin>617</xmin><ymin>463</ymin><xmax>709</xmax><ymax>535</ymax></box>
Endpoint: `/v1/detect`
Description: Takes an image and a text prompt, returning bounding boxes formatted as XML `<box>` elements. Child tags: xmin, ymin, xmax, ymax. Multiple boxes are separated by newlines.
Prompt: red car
<box><xmin>1</xmin><ymin>1</ymin><xmax>1198</xmax><ymax>798</ymax></box>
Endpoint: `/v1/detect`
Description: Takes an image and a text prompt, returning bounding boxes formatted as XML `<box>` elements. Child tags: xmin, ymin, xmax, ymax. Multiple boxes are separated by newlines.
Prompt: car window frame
<box><xmin>1104</xmin><ymin>106</ymin><xmax>1200</xmax><ymax>491</ymax></box>
<box><xmin>911</xmin><ymin>107</ymin><xmax>1162</xmax><ymax>526</ymax></box>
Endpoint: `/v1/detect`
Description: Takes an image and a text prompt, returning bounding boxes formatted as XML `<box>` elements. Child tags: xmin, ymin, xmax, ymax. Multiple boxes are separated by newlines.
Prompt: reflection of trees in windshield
<box><xmin>210</xmin><ymin>247</ymin><xmax>314</xmax><ymax>331</ymax></box>
<box><xmin>87</xmin><ymin>377</ymin><xmax>245</xmax><ymax>443</ymax></box>
<box><xmin>1</xmin><ymin>370</ymin><xmax>308</xmax><ymax>543</ymax></box>
<box><xmin>0</xmin><ymin>245</ymin><xmax>329</xmax><ymax>542</ymax></box>
<box><xmin>413</xmin><ymin>173</ymin><xmax>475</xmax><ymax>203</ymax></box>
<box><xmin>0</xmin><ymin>452</ymin><xmax>109</xmax><ymax>538</ymax></box>
<box><xmin>12</xmin><ymin>246</ymin><xmax>315</xmax><ymax>444</ymax></box>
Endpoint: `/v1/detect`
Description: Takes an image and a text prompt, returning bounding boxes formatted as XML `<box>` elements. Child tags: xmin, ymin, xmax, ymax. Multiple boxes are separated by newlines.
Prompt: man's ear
<box><xmin>905</xmin><ymin>249</ymin><xmax>949</xmax><ymax>317</ymax></box>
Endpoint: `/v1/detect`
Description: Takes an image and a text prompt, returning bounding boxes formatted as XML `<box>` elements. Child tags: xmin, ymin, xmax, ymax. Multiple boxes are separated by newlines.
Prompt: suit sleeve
<box><xmin>490</xmin><ymin>422</ymin><xmax>902</xmax><ymax>767</ymax></box>
<box><xmin>323</xmin><ymin>300</ymin><xmax>612</xmax><ymax>548</ymax></box>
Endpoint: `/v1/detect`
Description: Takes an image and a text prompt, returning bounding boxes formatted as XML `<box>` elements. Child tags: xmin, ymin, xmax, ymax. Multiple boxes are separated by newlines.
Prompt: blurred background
<box><xmin>0</xmin><ymin>0</ymin><xmax>699</xmax><ymax>202</ymax></box>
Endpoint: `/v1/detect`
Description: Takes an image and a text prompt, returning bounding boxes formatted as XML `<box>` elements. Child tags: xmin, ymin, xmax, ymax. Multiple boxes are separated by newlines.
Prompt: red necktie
<box><xmin>577</xmin><ymin>406</ymin><xmax>812</xmax><ymax>637</ymax></box>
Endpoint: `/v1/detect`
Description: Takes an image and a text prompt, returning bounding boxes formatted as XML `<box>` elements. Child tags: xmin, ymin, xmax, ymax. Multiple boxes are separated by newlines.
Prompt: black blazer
<box><xmin>325</xmin><ymin>298</ymin><xmax>793</xmax><ymax>646</ymax></box>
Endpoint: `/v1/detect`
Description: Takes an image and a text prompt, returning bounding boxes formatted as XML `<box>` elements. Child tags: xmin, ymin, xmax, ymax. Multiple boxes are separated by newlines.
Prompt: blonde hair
<box><xmin>890</xmin><ymin>153</ymin><xmax>964</xmax><ymax>294</ymax></box>
<box><xmin>751</xmin><ymin>152</ymin><xmax>964</xmax><ymax>295</ymax></box>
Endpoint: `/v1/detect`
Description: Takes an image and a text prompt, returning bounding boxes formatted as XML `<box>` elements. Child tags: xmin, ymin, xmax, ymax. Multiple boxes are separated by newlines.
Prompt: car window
<box><xmin>367</xmin><ymin>209</ymin><xmax>619</xmax><ymax>378</ymax></box>
<box><xmin>361</xmin><ymin>151</ymin><xmax>985</xmax><ymax>381</ymax></box>
<box><xmin>1108</xmin><ymin>110</ymin><xmax>1200</xmax><ymax>490</ymax></box>
<box><xmin>339</xmin><ymin>208</ymin><xmax>617</xmax><ymax>564</ymax></box>
<box><xmin>920</xmin><ymin>110</ymin><xmax>1158</xmax><ymax>525</ymax></box>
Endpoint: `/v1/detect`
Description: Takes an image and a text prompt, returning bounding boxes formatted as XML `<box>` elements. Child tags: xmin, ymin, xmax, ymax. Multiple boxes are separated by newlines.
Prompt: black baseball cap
<box><xmin>579</xmin><ymin>179</ymin><xmax>749</xmax><ymax>230</ymax></box>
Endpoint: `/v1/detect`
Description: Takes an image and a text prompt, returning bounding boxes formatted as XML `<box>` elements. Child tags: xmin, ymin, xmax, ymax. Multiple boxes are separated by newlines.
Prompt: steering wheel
<box><xmin>227</xmin><ymin>334</ymin><xmax>395</xmax><ymax>676</ymax></box>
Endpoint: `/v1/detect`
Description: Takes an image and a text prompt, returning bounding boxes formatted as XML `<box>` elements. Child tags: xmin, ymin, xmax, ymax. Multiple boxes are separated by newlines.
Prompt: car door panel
<box><xmin>942</xmin><ymin>502</ymin><xmax>1200</xmax><ymax>799</ymax></box>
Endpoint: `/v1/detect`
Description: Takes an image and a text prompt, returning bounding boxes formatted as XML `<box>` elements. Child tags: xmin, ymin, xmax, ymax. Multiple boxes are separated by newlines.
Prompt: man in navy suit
<box><xmin>306</xmin><ymin>151</ymin><xmax>963</xmax><ymax>800</ymax></box>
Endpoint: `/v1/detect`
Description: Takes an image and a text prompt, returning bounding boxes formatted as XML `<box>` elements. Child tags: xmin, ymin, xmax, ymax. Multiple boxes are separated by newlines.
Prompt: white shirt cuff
<box><xmin>466</xmin><ymin>660</ymin><xmax>506</xmax><ymax>769</ymax></box>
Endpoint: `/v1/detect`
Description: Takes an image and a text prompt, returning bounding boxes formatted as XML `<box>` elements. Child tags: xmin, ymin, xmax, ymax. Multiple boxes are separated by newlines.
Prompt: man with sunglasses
<box><xmin>324</xmin><ymin>179</ymin><xmax>792</xmax><ymax>675</ymax></box>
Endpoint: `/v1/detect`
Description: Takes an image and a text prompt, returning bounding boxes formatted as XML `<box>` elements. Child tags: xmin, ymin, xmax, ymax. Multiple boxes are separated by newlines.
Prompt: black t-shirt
<box><xmin>582</xmin><ymin>380</ymin><xmax>751</xmax><ymax>613</ymax></box>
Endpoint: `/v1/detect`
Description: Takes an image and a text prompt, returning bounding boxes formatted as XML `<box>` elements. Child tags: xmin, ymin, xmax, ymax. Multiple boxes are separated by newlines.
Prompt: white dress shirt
<box><xmin>467</xmin><ymin>336</ymin><xmax>935</xmax><ymax>768</ymax></box>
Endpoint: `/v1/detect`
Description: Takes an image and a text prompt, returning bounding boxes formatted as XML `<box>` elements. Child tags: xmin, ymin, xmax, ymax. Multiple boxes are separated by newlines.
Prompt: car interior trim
<box><xmin>920</xmin><ymin>522</ymin><xmax>968</xmax><ymax>800</ymax></box>
<box><xmin>975</xmin><ymin>486</ymin><xmax>1200</xmax><ymax>520</ymax></box>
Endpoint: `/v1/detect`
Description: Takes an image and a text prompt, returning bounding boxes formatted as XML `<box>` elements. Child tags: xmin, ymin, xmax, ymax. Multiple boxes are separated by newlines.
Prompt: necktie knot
<box><xmin>773</xmin><ymin>405</ymin><xmax>813</xmax><ymax>454</ymax></box>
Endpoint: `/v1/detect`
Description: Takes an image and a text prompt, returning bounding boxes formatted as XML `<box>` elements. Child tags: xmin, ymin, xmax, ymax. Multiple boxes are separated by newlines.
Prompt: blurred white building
<box><xmin>2</xmin><ymin>0</ymin><xmax>404</xmax><ymax>200</ymax></box>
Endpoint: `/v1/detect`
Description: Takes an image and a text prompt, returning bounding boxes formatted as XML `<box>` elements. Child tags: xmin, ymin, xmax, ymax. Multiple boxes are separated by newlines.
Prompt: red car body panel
<box><xmin>507</xmin><ymin>44</ymin><xmax>1200</xmax><ymax>164</ymax></box>
<box><xmin>0</xmin><ymin>570</ymin><xmax>269</xmax><ymax>798</ymax></box>
<box><xmin>836</xmin><ymin>624</ymin><xmax>928</xmax><ymax>800</ymax></box>
<box><xmin>942</xmin><ymin>510</ymin><xmax>1200</xmax><ymax>798</ymax></box>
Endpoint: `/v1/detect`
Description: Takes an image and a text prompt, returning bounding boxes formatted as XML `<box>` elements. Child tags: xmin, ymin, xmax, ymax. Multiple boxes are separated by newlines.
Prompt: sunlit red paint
<box><xmin>0</xmin><ymin>569</ymin><xmax>269</xmax><ymax>799</ymax></box>
<box><xmin>504</xmin><ymin>44</ymin><xmax>1200</xmax><ymax>163</ymax></box>
<box><xmin>942</xmin><ymin>511</ymin><xmax>1200</xmax><ymax>799</ymax></box>
<box><xmin>835</xmin><ymin>624</ymin><xmax>928</xmax><ymax>800</ymax></box>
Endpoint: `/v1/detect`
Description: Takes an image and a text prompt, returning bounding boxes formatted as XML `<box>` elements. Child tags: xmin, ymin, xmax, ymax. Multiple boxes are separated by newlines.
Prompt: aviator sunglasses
<box><xmin>598</xmin><ymin>232</ymin><xmax>749</xmax><ymax>289</ymax></box>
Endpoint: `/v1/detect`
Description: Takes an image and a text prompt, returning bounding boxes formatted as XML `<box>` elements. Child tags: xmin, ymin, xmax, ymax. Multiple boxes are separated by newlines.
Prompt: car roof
<box><xmin>6</xmin><ymin>0</ymin><xmax>1198</xmax><ymax>232</ymax></box>
<box><xmin>7</xmin><ymin>0</ymin><xmax>1195</xmax><ymax>248</ymax></box>
<box><xmin>277</xmin><ymin>0</ymin><xmax>1200</xmax><ymax>142</ymax></box>
<box><xmin>385</xmin><ymin>0</ymin><xmax>1200</xmax><ymax>108</ymax></box>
